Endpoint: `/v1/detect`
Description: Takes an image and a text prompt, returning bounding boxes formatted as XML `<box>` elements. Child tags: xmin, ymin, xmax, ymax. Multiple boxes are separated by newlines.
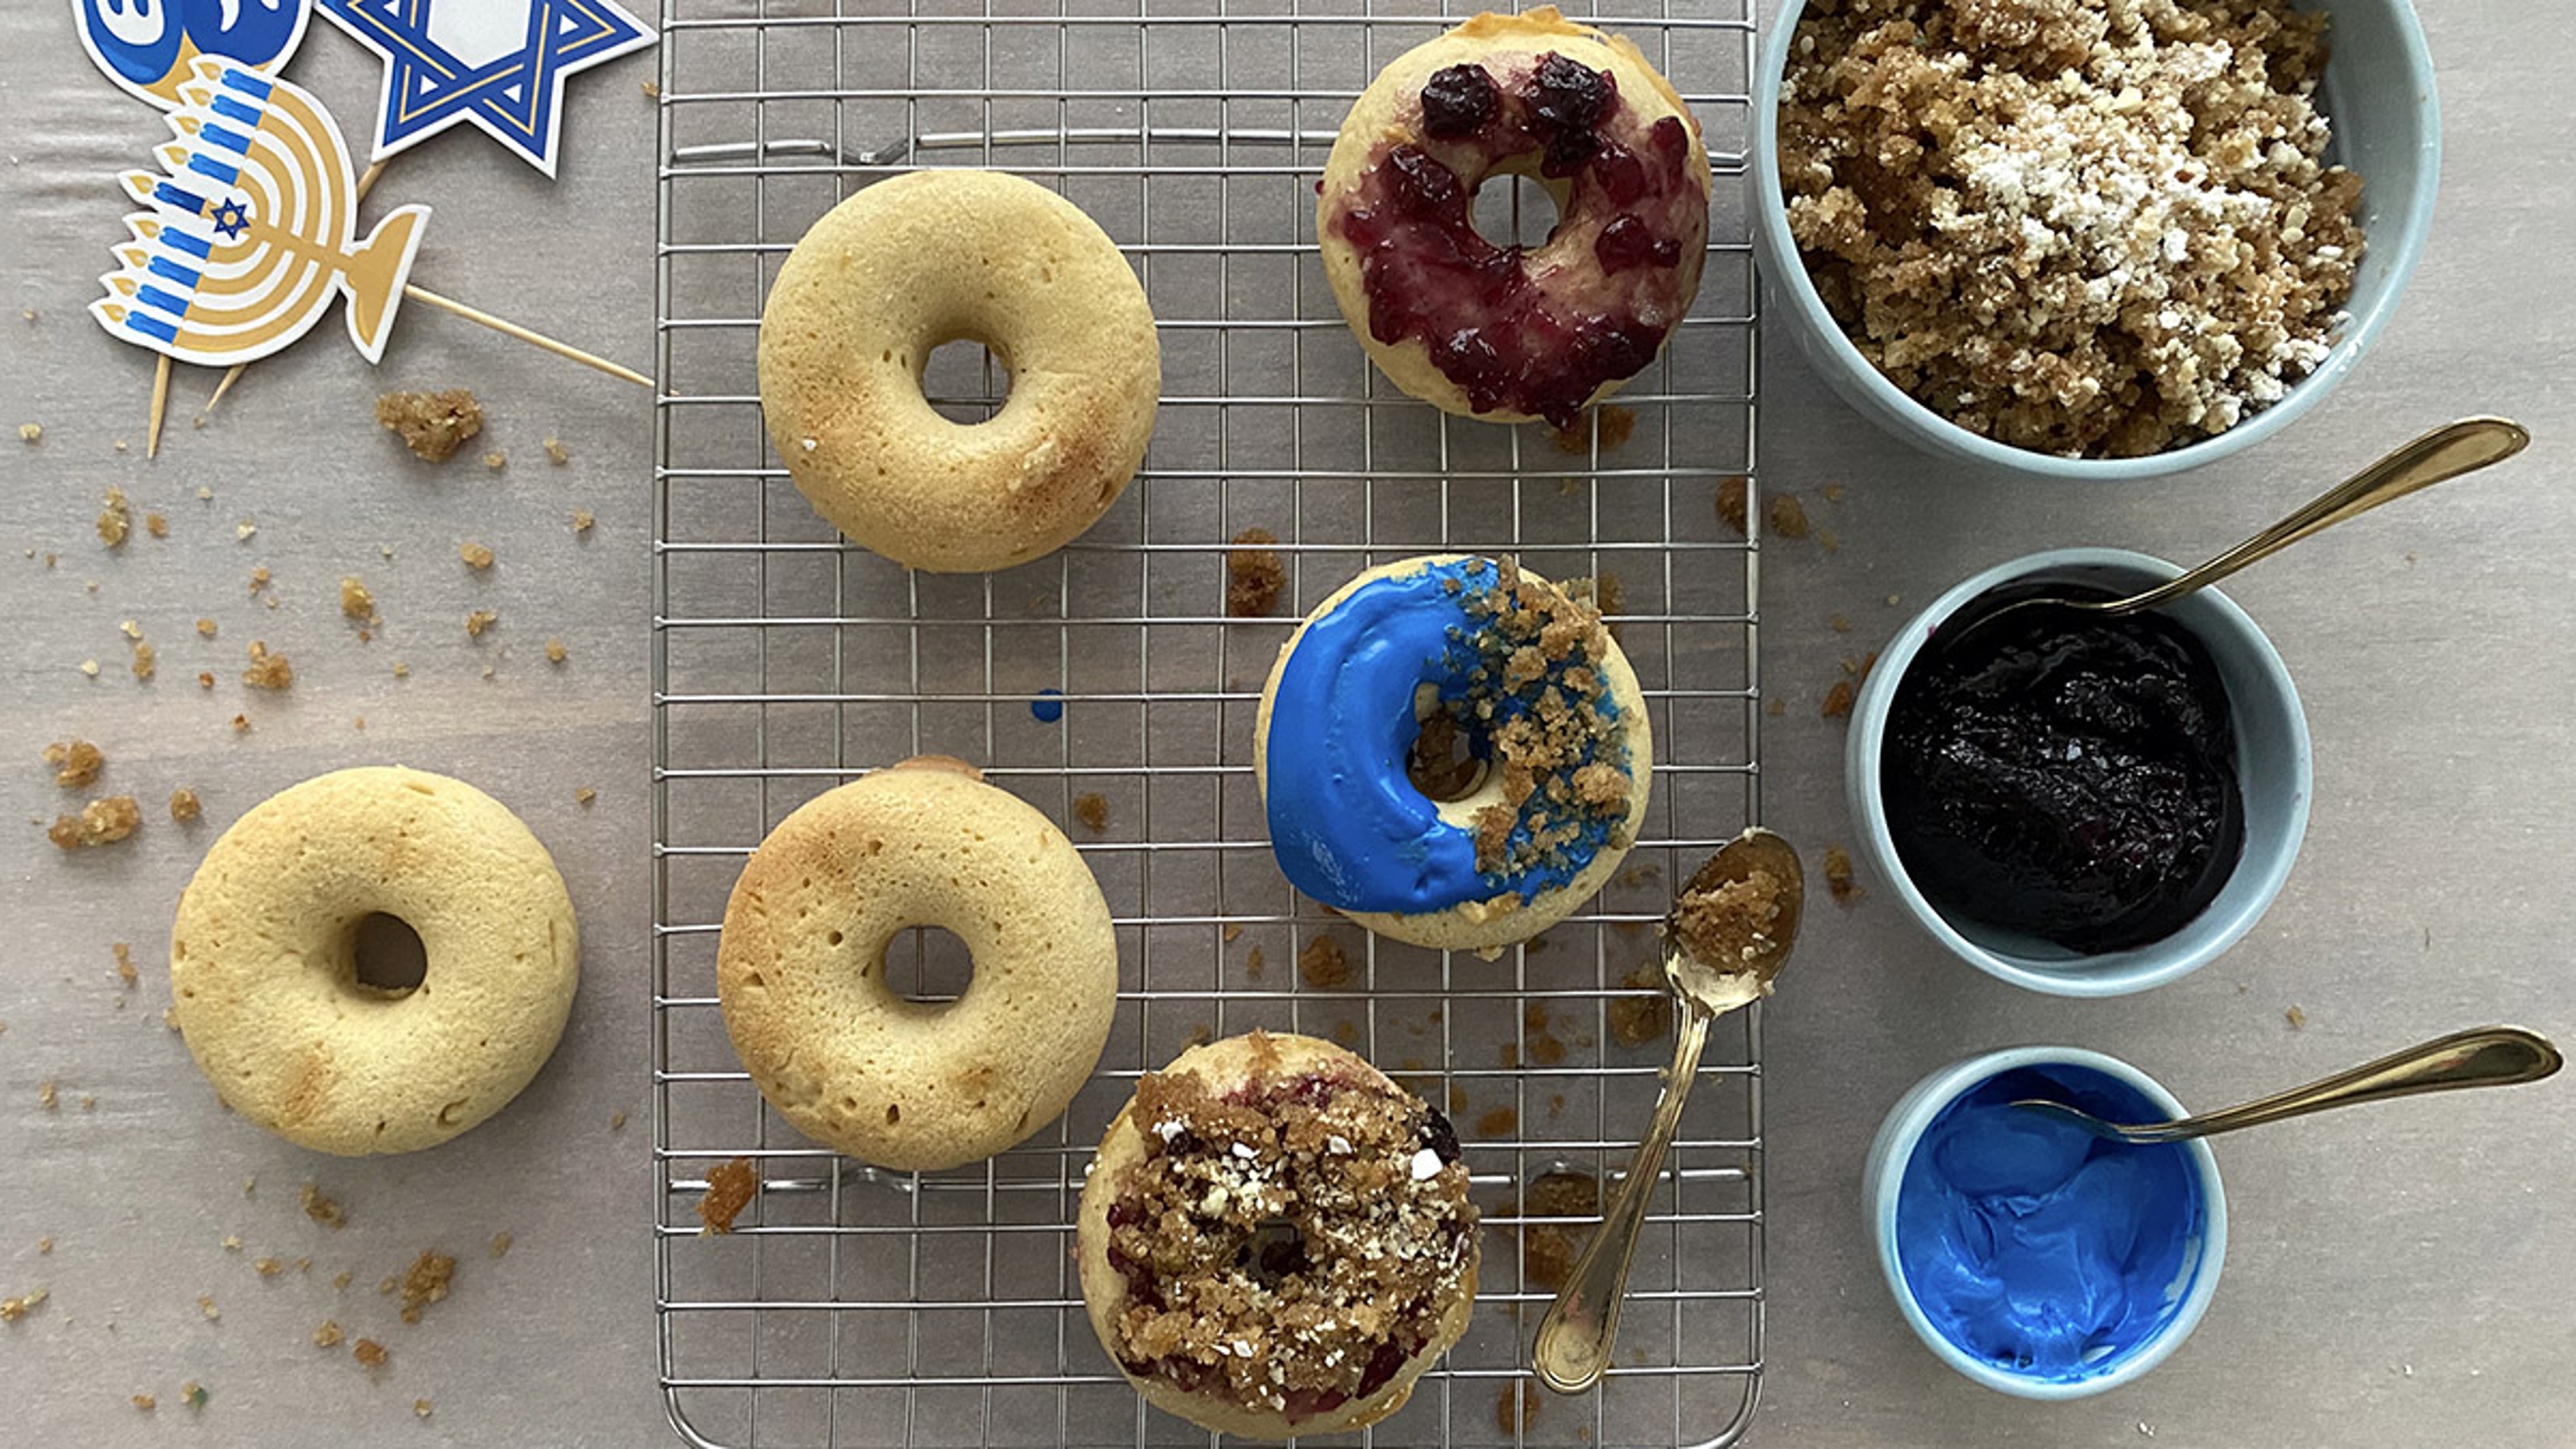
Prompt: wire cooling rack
<box><xmin>653</xmin><ymin>1</ymin><xmax>1766</xmax><ymax>1444</ymax></box>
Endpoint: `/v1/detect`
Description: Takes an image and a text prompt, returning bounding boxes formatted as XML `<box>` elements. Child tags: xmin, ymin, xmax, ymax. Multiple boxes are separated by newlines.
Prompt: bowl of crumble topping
<box><xmin>1754</xmin><ymin>0</ymin><xmax>2438</xmax><ymax>478</ymax></box>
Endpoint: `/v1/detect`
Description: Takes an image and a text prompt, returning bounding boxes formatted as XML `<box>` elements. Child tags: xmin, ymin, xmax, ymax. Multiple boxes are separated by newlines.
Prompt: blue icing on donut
<box><xmin>1265</xmin><ymin>557</ymin><xmax>1628</xmax><ymax>914</ymax></box>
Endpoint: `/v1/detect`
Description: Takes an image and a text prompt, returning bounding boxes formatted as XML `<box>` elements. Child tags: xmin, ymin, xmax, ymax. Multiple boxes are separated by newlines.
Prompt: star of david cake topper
<box><xmin>315</xmin><ymin>0</ymin><xmax>655</xmax><ymax>177</ymax></box>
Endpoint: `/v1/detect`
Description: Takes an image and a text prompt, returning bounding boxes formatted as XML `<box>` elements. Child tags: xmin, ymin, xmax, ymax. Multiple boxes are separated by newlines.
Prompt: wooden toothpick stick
<box><xmin>400</xmin><ymin>284</ymin><xmax>652</xmax><ymax>389</ymax></box>
<box><xmin>146</xmin><ymin>355</ymin><xmax>172</xmax><ymax>458</ymax></box>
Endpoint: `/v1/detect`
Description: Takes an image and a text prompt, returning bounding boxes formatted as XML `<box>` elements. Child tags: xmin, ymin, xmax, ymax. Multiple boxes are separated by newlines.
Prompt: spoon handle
<box><xmin>1531</xmin><ymin>1003</ymin><xmax>1712</xmax><ymax>1394</ymax></box>
<box><xmin>2105</xmin><ymin>1026</ymin><xmax>2562</xmax><ymax>1144</ymax></box>
<box><xmin>2110</xmin><ymin>417</ymin><xmax>2530</xmax><ymax>617</ymax></box>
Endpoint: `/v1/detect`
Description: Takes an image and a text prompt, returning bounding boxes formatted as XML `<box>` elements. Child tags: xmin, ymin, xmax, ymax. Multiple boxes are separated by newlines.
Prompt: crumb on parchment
<box><xmin>0</xmin><ymin>1287</ymin><xmax>47</xmax><ymax>1322</ymax></box>
<box><xmin>545</xmin><ymin>639</ymin><xmax>567</xmax><ymax>664</ymax></box>
<box><xmin>391</xmin><ymin>1250</ymin><xmax>453</xmax><ymax>1324</ymax></box>
<box><xmin>374</xmin><ymin>390</ymin><xmax>482</xmax><ymax>462</ymax></box>
<box><xmin>44</xmin><ymin>739</ymin><xmax>104</xmax><ymax>788</ymax></box>
<box><xmin>1823</xmin><ymin>846</ymin><xmax>1863</xmax><ymax>905</ymax></box>
<box><xmin>353</xmin><ymin>1338</ymin><xmax>388</xmax><ymax>1371</ymax></box>
<box><xmin>1297</xmin><ymin>933</ymin><xmax>1354</xmax><ymax>990</ymax></box>
<box><xmin>170</xmin><ymin>787</ymin><xmax>202</xmax><ymax>822</ymax></box>
<box><xmin>459</xmin><ymin>541</ymin><xmax>494</xmax><ymax>570</ymax></box>
<box><xmin>570</xmin><ymin>509</ymin><xmax>594</xmax><ymax>533</ymax></box>
<box><xmin>464</xmin><ymin>610</ymin><xmax>498</xmax><ymax>639</ymax></box>
<box><xmin>97</xmin><ymin>488</ymin><xmax>130</xmax><ymax>546</ymax></box>
<box><xmin>49</xmin><ymin>796</ymin><xmax>142</xmax><ymax>850</ymax></box>
<box><xmin>313</xmin><ymin>1319</ymin><xmax>343</xmax><ymax>1348</ymax></box>
<box><xmin>482</xmin><ymin>451</ymin><xmax>506</xmax><ymax>471</ymax></box>
<box><xmin>1715</xmin><ymin>476</ymin><xmax>1747</xmax><ymax>536</ymax></box>
<box><xmin>339</xmin><ymin>577</ymin><xmax>378</xmax><ymax>625</ymax></box>
<box><xmin>242</xmin><ymin>641</ymin><xmax>292</xmax><ymax>690</ymax></box>
<box><xmin>1071</xmin><ymin>793</ymin><xmax>1108</xmax><ymax>834</ymax></box>
<box><xmin>543</xmin><ymin>437</ymin><xmax>570</xmax><ymax>465</ymax></box>
<box><xmin>301</xmin><ymin>1184</ymin><xmax>347</xmax><ymax>1230</ymax></box>
<box><xmin>1224</xmin><ymin>529</ymin><xmax>1285</xmax><ymax>617</ymax></box>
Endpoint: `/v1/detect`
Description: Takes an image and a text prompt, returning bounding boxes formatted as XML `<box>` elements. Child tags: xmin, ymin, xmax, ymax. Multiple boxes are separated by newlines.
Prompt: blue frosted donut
<box><xmin>1253</xmin><ymin>555</ymin><xmax>1653</xmax><ymax>954</ymax></box>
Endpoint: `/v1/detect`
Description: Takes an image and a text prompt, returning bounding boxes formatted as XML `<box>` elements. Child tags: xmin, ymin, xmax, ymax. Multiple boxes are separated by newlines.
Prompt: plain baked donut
<box><xmin>1318</xmin><ymin>7</ymin><xmax>1713</xmax><ymax>427</ymax></box>
<box><xmin>1076</xmin><ymin>1031</ymin><xmax>1479</xmax><ymax>1440</ymax></box>
<box><xmin>168</xmin><ymin>767</ymin><xmax>580</xmax><ymax>1156</ymax></box>
<box><xmin>716</xmin><ymin>757</ymin><xmax>1119</xmax><ymax>1171</ymax></box>
<box><xmin>1254</xmin><ymin>554</ymin><xmax>1652</xmax><ymax>955</ymax></box>
<box><xmin>758</xmin><ymin>169</ymin><xmax>1161</xmax><ymax>573</ymax></box>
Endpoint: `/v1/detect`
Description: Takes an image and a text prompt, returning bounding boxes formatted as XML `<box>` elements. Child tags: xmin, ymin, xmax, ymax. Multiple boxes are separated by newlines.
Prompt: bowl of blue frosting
<box><xmin>1863</xmin><ymin>1046</ymin><xmax>2227</xmax><ymax>1399</ymax></box>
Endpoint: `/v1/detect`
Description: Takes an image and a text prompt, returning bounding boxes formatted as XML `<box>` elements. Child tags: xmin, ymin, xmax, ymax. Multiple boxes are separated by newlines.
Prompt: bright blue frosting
<box><xmin>1896</xmin><ymin>1066</ymin><xmax>2205</xmax><ymax>1381</ymax></box>
<box><xmin>1263</xmin><ymin>557</ymin><xmax>1626</xmax><ymax>914</ymax></box>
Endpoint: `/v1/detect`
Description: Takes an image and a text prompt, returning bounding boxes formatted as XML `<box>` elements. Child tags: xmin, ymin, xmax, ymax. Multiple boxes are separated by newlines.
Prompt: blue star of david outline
<box><xmin>315</xmin><ymin>0</ymin><xmax>655</xmax><ymax>178</ymax></box>
<box><xmin>210</xmin><ymin>197</ymin><xmax>253</xmax><ymax>240</ymax></box>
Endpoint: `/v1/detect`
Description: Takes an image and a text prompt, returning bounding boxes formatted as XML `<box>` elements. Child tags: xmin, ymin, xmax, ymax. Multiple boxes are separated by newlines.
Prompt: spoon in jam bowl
<box><xmin>2012</xmin><ymin>1025</ymin><xmax>2562</xmax><ymax>1146</ymax></box>
<box><xmin>1939</xmin><ymin>416</ymin><xmax>2530</xmax><ymax>655</ymax></box>
<box><xmin>1532</xmin><ymin>828</ymin><xmax>1804</xmax><ymax>1395</ymax></box>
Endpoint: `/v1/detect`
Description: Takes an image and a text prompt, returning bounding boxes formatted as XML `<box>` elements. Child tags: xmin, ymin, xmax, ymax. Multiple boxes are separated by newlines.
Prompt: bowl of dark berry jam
<box><xmin>1847</xmin><ymin>549</ymin><xmax>2311</xmax><ymax>996</ymax></box>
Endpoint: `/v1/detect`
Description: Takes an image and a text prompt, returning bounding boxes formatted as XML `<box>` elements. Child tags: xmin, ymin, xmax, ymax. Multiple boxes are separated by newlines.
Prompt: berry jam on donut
<box><xmin>1098</xmin><ymin>1051</ymin><xmax>1475</xmax><ymax>1421</ymax></box>
<box><xmin>1320</xmin><ymin>13</ymin><xmax>1711</xmax><ymax>428</ymax></box>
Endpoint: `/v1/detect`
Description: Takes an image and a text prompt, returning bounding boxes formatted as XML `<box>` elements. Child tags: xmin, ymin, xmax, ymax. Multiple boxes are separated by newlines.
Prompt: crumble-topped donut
<box><xmin>1254</xmin><ymin>555</ymin><xmax>1652</xmax><ymax>955</ymax></box>
<box><xmin>715</xmin><ymin>757</ymin><xmax>1118</xmax><ymax>1171</ymax></box>
<box><xmin>1076</xmin><ymin>1032</ymin><xmax>1478</xmax><ymax>1440</ymax></box>
<box><xmin>1319</xmin><ymin>8</ymin><xmax>1713</xmax><ymax>428</ymax></box>
<box><xmin>168</xmin><ymin>767</ymin><xmax>580</xmax><ymax>1156</ymax></box>
<box><xmin>758</xmin><ymin>169</ymin><xmax>1161</xmax><ymax>573</ymax></box>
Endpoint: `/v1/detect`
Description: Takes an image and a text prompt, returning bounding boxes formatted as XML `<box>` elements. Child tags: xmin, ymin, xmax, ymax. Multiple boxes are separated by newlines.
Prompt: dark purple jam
<box><xmin>1881</xmin><ymin>583</ymin><xmax>2245</xmax><ymax>953</ymax></box>
<box><xmin>1333</xmin><ymin>56</ymin><xmax>1707</xmax><ymax>429</ymax></box>
<box><xmin>1419</xmin><ymin>1106</ymin><xmax>1462</xmax><ymax>1165</ymax></box>
<box><xmin>1420</xmin><ymin>62</ymin><xmax>1499</xmax><ymax>140</ymax></box>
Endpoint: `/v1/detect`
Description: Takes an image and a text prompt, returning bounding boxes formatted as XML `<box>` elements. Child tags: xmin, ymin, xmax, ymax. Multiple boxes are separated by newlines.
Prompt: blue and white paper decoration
<box><xmin>315</xmin><ymin>0</ymin><xmax>655</xmax><ymax>177</ymax></box>
<box><xmin>77</xmin><ymin>0</ymin><xmax>313</xmax><ymax>109</ymax></box>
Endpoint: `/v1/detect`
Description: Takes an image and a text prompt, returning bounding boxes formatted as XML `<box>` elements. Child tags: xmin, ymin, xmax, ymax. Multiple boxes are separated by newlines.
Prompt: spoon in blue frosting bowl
<box><xmin>1532</xmin><ymin>828</ymin><xmax>1804</xmax><ymax>1395</ymax></box>
<box><xmin>2012</xmin><ymin>1026</ymin><xmax>2561</xmax><ymax>1144</ymax></box>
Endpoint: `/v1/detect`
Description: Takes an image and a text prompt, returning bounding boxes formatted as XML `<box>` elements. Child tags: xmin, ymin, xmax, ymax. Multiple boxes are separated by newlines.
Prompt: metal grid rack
<box><xmin>651</xmin><ymin>1</ymin><xmax>1766</xmax><ymax>1444</ymax></box>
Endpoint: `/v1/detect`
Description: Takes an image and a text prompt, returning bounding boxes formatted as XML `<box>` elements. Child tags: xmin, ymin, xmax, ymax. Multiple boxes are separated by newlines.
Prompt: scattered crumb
<box><xmin>641</xmin><ymin>78</ymin><xmax>659</xmax><ymax>98</ymax></box>
<box><xmin>0</xmin><ymin>1287</ymin><xmax>47</xmax><ymax>1322</ymax></box>
<box><xmin>697</xmin><ymin>1158</ymin><xmax>757</xmax><ymax>1234</ymax></box>
<box><xmin>570</xmin><ymin>509</ymin><xmax>594</xmax><ymax>533</ymax></box>
<box><xmin>78</xmin><ymin>659</ymin><xmax>100</xmax><ymax>677</ymax></box>
<box><xmin>1224</xmin><ymin>528</ymin><xmax>1285</xmax><ymax>617</ymax></box>
<box><xmin>1764</xmin><ymin>696</ymin><xmax>1786</xmax><ymax>718</ymax></box>
<box><xmin>129</xmin><ymin>639</ymin><xmax>156</xmax><ymax>680</ymax></box>
<box><xmin>609</xmin><ymin>1110</ymin><xmax>627</xmax><ymax>1132</ymax></box>
<box><xmin>1607</xmin><ymin>966</ymin><xmax>1674</xmax><ymax>1046</ymax></box>
<box><xmin>339</xmin><ymin>577</ymin><xmax>378</xmax><ymax>625</ymax></box>
<box><xmin>79</xmin><ymin>1095</ymin><xmax>95</xmax><ymax>1112</ymax></box>
<box><xmin>464</xmin><ymin>609</ymin><xmax>499</xmax><ymax>639</ymax></box>
<box><xmin>313</xmin><ymin>1320</ymin><xmax>343</xmax><ymax>1348</ymax></box>
<box><xmin>146</xmin><ymin>512</ymin><xmax>168</xmax><ymax>539</ymax></box>
<box><xmin>392</xmin><ymin>662</ymin><xmax>410</xmax><ymax>680</ymax></box>
<box><xmin>48</xmin><ymin>795</ymin><xmax>142</xmax><ymax>849</ymax></box>
<box><xmin>2286</xmin><ymin>1005</ymin><xmax>2307</xmax><ymax>1030</ymax></box>
<box><xmin>241</xmin><ymin>641</ymin><xmax>292</xmax><ymax>690</ymax></box>
<box><xmin>574</xmin><ymin>787</ymin><xmax>597</xmax><ymax>806</ymax></box>
<box><xmin>332</xmin><ymin>1271</ymin><xmax>354</xmax><ymax>1292</ymax></box>
<box><xmin>482</xmin><ymin>451</ymin><xmax>506</xmax><ymax>471</ymax></box>
<box><xmin>254</xmin><ymin>1258</ymin><xmax>284</xmax><ymax>1277</ymax></box>
<box><xmin>131</xmin><ymin>1394</ymin><xmax>155</xmax><ymax>1411</ymax></box>
<box><xmin>228</xmin><ymin>713</ymin><xmax>250</xmax><ymax>733</ymax></box>
<box><xmin>1497</xmin><ymin>1380</ymin><xmax>1544</xmax><ymax>1436</ymax></box>
<box><xmin>113</xmin><ymin>943</ymin><xmax>137</xmax><ymax>989</ymax></box>
<box><xmin>1768</xmin><ymin>494</ymin><xmax>1811</xmax><ymax>539</ymax></box>
<box><xmin>392</xmin><ymin>1250</ymin><xmax>454</xmax><ymax>1324</ymax></box>
<box><xmin>248</xmin><ymin>565</ymin><xmax>271</xmax><ymax>597</ymax></box>
<box><xmin>18</xmin><ymin>423</ymin><xmax>40</xmax><ymax>444</ymax></box>
<box><xmin>44</xmin><ymin>739</ymin><xmax>104</xmax><ymax>788</ymax></box>
<box><xmin>301</xmin><ymin>1184</ymin><xmax>347</xmax><ymax>1230</ymax></box>
<box><xmin>353</xmin><ymin>1338</ymin><xmax>388</xmax><ymax>1371</ymax></box>
<box><xmin>543</xmin><ymin>437</ymin><xmax>570</xmax><ymax>466</ymax></box>
<box><xmin>488</xmin><ymin>1232</ymin><xmax>513</xmax><ymax>1258</ymax></box>
<box><xmin>544</xmin><ymin>639</ymin><xmax>568</xmax><ymax>665</ymax></box>
<box><xmin>170</xmin><ymin>788</ymin><xmax>202</xmax><ymax>822</ymax></box>
<box><xmin>458</xmin><ymin>541</ymin><xmax>494</xmax><ymax>570</ymax></box>
<box><xmin>1244</xmin><ymin>947</ymin><xmax>1267</xmax><ymax>981</ymax></box>
<box><xmin>1715</xmin><ymin>476</ymin><xmax>1748</xmax><ymax>536</ymax></box>
<box><xmin>415</xmin><ymin>1399</ymin><xmax>433</xmax><ymax>1419</ymax></box>
<box><xmin>1523</xmin><ymin>1001</ymin><xmax>1568</xmax><ymax>1066</ymax></box>
<box><xmin>1831</xmin><ymin>612</ymin><xmax>1851</xmax><ymax>633</ymax></box>
<box><xmin>97</xmin><ymin>487</ymin><xmax>131</xmax><ymax>546</ymax></box>
<box><xmin>36</xmin><ymin>1240</ymin><xmax>50</xmax><ymax>1255</ymax></box>
<box><xmin>1821</xmin><ymin>680</ymin><xmax>1856</xmax><ymax>719</ymax></box>
<box><xmin>1823</xmin><ymin>484</ymin><xmax>1847</xmax><ymax>503</ymax></box>
<box><xmin>1222</xmin><ymin>924</ymin><xmax>1244</xmax><ymax>943</ymax></box>
<box><xmin>1550</xmin><ymin>402</ymin><xmax>1637</xmax><ymax>454</ymax></box>
<box><xmin>235</xmin><ymin>521</ymin><xmax>257</xmax><ymax>541</ymax></box>
<box><xmin>182</xmin><ymin>1381</ymin><xmax>208</xmax><ymax>1409</ymax></box>
<box><xmin>1513</xmin><ymin>1171</ymin><xmax>1603</xmax><ymax>1291</ymax></box>
<box><xmin>1297</xmin><ymin>934</ymin><xmax>1354</xmax><ymax>990</ymax></box>
<box><xmin>374</xmin><ymin>390</ymin><xmax>482</xmax><ymax>462</ymax></box>
<box><xmin>197</xmin><ymin>1294</ymin><xmax>219</xmax><ymax>1321</ymax></box>
<box><xmin>1823</xmin><ymin>847</ymin><xmax>1863</xmax><ymax>906</ymax></box>
<box><xmin>1071</xmin><ymin>792</ymin><xmax>1109</xmax><ymax>834</ymax></box>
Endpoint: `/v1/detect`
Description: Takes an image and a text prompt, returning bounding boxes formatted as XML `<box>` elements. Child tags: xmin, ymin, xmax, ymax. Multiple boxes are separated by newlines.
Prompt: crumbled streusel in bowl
<box><xmin>1757</xmin><ymin>0</ymin><xmax>2432</xmax><ymax>472</ymax></box>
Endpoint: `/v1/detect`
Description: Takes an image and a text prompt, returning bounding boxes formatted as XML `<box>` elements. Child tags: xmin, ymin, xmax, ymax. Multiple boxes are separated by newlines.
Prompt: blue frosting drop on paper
<box><xmin>1896</xmin><ymin>1065</ymin><xmax>2206</xmax><ymax>1382</ymax></box>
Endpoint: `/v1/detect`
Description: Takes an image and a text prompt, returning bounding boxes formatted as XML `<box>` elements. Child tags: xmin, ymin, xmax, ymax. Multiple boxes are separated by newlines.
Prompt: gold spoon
<box><xmin>1941</xmin><ymin>417</ymin><xmax>2530</xmax><ymax>655</ymax></box>
<box><xmin>2012</xmin><ymin>1025</ymin><xmax>2562</xmax><ymax>1145</ymax></box>
<box><xmin>1531</xmin><ymin>828</ymin><xmax>1805</xmax><ymax>1395</ymax></box>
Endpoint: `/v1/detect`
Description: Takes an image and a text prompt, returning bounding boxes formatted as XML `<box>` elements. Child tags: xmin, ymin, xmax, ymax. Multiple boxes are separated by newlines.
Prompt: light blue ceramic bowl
<box><xmin>1847</xmin><ymin>549</ymin><xmax>2311</xmax><ymax>996</ymax></box>
<box><xmin>1751</xmin><ymin>0</ymin><xmax>2440</xmax><ymax>480</ymax></box>
<box><xmin>1862</xmin><ymin>1046</ymin><xmax>2228</xmax><ymax>1399</ymax></box>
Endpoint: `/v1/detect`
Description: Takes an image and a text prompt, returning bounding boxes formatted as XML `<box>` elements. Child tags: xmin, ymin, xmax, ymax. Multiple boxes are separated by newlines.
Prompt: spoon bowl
<box><xmin>1532</xmin><ymin>828</ymin><xmax>1803</xmax><ymax>1395</ymax></box>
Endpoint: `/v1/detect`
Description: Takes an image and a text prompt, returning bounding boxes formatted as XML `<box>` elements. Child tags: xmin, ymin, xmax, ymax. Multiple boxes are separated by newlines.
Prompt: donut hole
<box><xmin>1405</xmin><ymin>708</ymin><xmax>1491</xmax><ymax>804</ymax></box>
<box><xmin>345</xmin><ymin>912</ymin><xmax>428</xmax><ymax>1000</ymax></box>
<box><xmin>919</xmin><ymin>336</ymin><xmax>1010</xmax><ymax>425</ymax></box>
<box><xmin>1239</xmin><ymin>1218</ymin><xmax>1310</xmax><ymax>1287</ymax></box>
<box><xmin>881</xmin><ymin>925</ymin><xmax>975</xmax><ymax>1006</ymax></box>
<box><xmin>1470</xmin><ymin>172</ymin><xmax>1565</xmax><ymax>251</ymax></box>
